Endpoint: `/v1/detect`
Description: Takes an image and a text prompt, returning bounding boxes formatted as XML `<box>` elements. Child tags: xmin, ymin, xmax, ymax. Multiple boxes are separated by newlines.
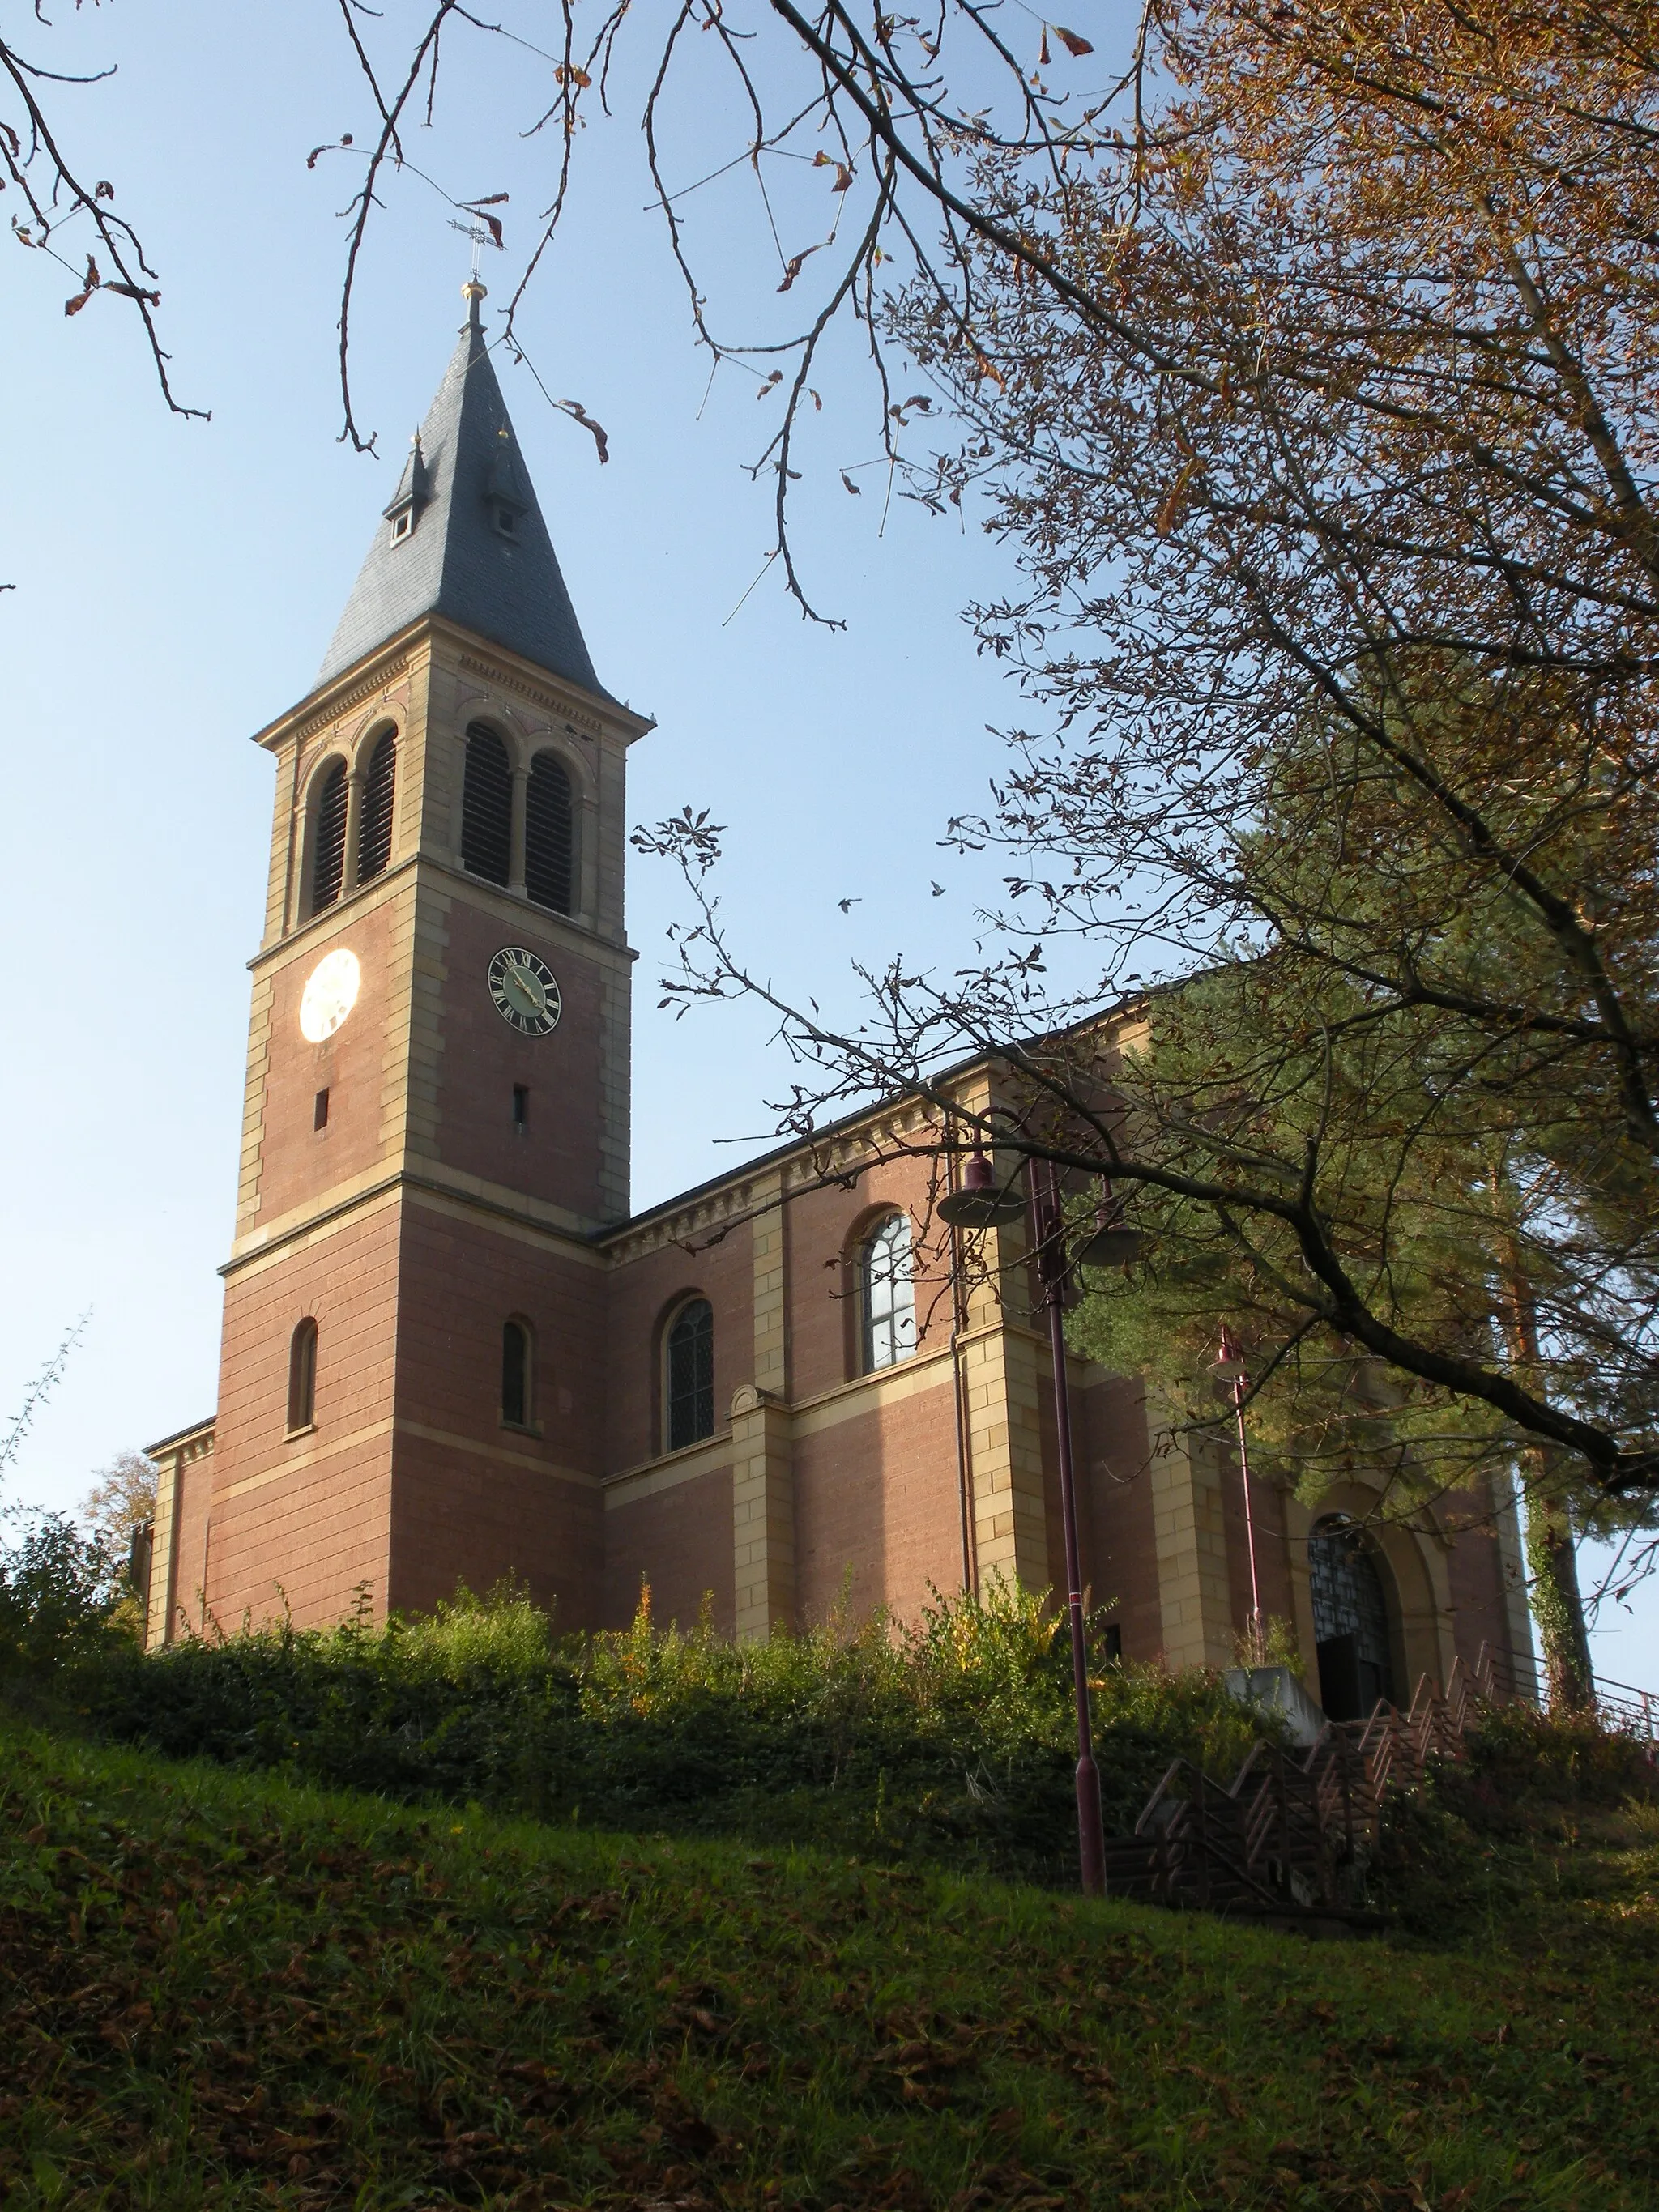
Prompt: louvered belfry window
<box><xmin>526</xmin><ymin>753</ymin><xmax>574</xmax><ymax>914</ymax></box>
<box><xmin>462</xmin><ymin>722</ymin><xmax>513</xmax><ymax>885</ymax></box>
<box><xmin>356</xmin><ymin>729</ymin><xmax>396</xmax><ymax>884</ymax></box>
<box><xmin>310</xmin><ymin>761</ymin><xmax>348</xmax><ymax>914</ymax></box>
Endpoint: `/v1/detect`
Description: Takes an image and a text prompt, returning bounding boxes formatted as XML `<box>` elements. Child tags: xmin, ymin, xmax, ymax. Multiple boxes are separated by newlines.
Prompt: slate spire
<box><xmin>318</xmin><ymin>283</ymin><xmax>603</xmax><ymax>697</ymax></box>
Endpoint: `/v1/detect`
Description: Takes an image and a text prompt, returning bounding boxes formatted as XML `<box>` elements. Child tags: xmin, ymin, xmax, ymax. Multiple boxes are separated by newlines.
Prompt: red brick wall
<box><xmin>603</xmin><ymin>1221</ymin><xmax>754</xmax><ymax>1471</ymax></box>
<box><xmin>435</xmin><ymin>901</ymin><xmax>609</xmax><ymax>1218</ymax></box>
<box><xmin>258</xmin><ymin>903</ymin><xmax>397</xmax><ymax>1225</ymax></box>
<box><xmin>783</xmin><ymin>1161</ymin><xmax>951</xmax><ymax>1402</ymax></box>
<box><xmin>385</xmin><ymin>1197</ymin><xmax>607</xmax><ymax>1626</ymax></box>
<box><xmin>1444</xmin><ymin>1493</ymin><xmax>1516</xmax><ymax>1669</ymax></box>
<box><xmin>793</xmin><ymin>1375</ymin><xmax>965</xmax><ymax>1625</ymax></box>
<box><xmin>207</xmin><ymin>1201</ymin><xmax>401</xmax><ymax>1630</ymax></box>
<box><xmin>1077</xmin><ymin>1374</ymin><xmax>1162</xmax><ymax>1659</ymax></box>
<box><xmin>601</xmin><ymin>1464</ymin><xmax>736</xmax><ymax>1634</ymax></box>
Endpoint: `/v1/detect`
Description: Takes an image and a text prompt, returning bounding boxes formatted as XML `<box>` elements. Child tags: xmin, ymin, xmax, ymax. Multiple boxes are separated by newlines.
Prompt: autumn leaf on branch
<box><xmin>555</xmin><ymin>399</ymin><xmax>608</xmax><ymax>462</ymax></box>
<box><xmin>1053</xmin><ymin>26</ymin><xmax>1094</xmax><ymax>55</ymax></box>
<box><xmin>64</xmin><ymin>256</ymin><xmax>100</xmax><ymax>317</ymax></box>
<box><xmin>778</xmin><ymin>242</ymin><xmax>823</xmax><ymax>292</ymax></box>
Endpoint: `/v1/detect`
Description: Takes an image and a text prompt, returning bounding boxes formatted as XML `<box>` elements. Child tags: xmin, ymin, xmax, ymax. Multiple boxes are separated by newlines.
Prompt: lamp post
<box><xmin>1213</xmin><ymin>1325</ymin><xmax>1264</xmax><ymax>1664</ymax></box>
<box><xmin>940</xmin><ymin>1140</ymin><xmax>1139</xmax><ymax>1897</ymax></box>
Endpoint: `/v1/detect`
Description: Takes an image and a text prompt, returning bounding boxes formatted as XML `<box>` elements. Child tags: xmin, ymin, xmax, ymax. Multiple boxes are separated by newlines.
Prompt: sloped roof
<box><xmin>317</xmin><ymin>287</ymin><xmax>604</xmax><ymax>697</ymax></box>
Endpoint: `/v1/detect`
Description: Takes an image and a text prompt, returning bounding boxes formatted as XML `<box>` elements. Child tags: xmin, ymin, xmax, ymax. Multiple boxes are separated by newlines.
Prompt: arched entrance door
<box><xmin>1308</xmin><ymin>1516</ymin><xmax>1397</xmax><ymax>1721</ymax></box>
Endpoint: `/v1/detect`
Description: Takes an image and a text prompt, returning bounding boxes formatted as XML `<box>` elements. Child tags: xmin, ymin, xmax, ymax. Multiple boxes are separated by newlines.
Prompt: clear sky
<box><xmin>2</xmin><ymin>0</ymin><xmax>1653</xmax><ymax>1692</ymax></box>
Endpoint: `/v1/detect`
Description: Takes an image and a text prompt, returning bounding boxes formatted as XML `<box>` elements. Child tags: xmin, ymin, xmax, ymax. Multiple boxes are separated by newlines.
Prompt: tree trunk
<box><xmin>1524</xmin><ymin>1481</ymin><xmax>1595</xmax><ymax>1711</ymax></box>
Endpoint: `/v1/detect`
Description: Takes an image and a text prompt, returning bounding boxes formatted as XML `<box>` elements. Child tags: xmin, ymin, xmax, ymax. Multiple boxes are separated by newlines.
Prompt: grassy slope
<box><xmin>2</xmin><ymin>1724</ymin><xmax>1657</xmax><ymax>2211</ymax></box>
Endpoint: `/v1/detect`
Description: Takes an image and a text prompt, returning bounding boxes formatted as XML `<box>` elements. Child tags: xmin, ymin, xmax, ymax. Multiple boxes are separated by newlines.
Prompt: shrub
<box><xmin>65</xmin><ymin>1580</ymin><xmax>1282</xmax><ymax>1883</ymax></box>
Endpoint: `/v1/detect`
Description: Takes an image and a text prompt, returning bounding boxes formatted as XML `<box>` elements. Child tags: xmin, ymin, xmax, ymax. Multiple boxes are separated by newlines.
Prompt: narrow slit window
<box><xmin>512</xmin><ymin>1084</ymin><xmax>529</xmax><ymax>1130</ymax></box>
<box><xmin>287</xmin><ymin>1317</ymin><xmax>318</xmax><ymax>1434</ymax></box>
<box><xmin>313</xmin><ymin>1088</ymin><xmax>330</xmax><ymax>1132</ymax></box>
<box><xmin>502</xmin><ymin>1319</ymin><xmax>531</xmax><ymax>1429</ymax></box>
<box><xmin>666</xmin><ymin>1299</ymin><xmax>714</xmax><ymax>1451</ymax></box>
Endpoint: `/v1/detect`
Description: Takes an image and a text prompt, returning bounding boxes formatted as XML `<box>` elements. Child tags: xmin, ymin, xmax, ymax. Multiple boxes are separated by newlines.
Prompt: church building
<box><xmin>143</xmin><ymin>289</ymin><xmax>1536</xmax><ymax>1722</ymax></box>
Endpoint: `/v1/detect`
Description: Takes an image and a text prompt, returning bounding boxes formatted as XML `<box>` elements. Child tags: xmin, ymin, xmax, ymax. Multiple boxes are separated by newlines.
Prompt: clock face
<box><xmin>299</xmin><ymin>948</ymin><xmax>361</xmax><ymax>1042</ymax></box>
<box><xmin>488</xmin><ymin>946</ymin><xmax>561</xmax><ymax>1037</ymax></box>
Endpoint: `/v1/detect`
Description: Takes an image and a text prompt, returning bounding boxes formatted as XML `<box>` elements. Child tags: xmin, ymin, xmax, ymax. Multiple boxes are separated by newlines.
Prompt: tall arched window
<box><xmin>1308</xmin><ymin>1515</ymin><xmax>1396</xmax><ymax>1721</ymax></box>
<box><xmin>525</xmin><ymin>752</ymin><xmax>574</xmax><ymax>914</ymax></box>
<box><xmin>501</xmin><ymin>1318</ymin><xmax>533</xmax><ymax>1429</ymax></box>
<box><xmin>861</xmin><ymin>1213</ymin><xmax>916</xmax><ymax>1372</ymax></box>
<box><xmin>461</xmin><ymin>722</ymin><xmax>512</xmax><ymax>885</ymax></box>
<box><xmin>287</xmin><ymin>1317</ymin><xmax>318</xmax><ymax>1433</ymax></box>
<box><xmin>356</xmin><ymin>728</ymin><xmax>397</xmax><ymax>884</ymax></box>
<box><xmin>665</xmin><ymin>1298</ymin><xmax>714</xmax><ymax>1451</ymax></box>
<box><xmin>309</xmin><ymin>761</ymin><xmax>348</xmax><ymax>914</ymax></box>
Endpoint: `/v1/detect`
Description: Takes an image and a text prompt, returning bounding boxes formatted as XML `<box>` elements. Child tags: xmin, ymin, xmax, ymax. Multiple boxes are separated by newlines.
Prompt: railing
<box><xmin>1596</xmin><ymin>1676</ymin><xmax>1659</xmax><ymax>1742</ymax></box>
<box><xmin>1104</xmin><ymin>1639</ymin><xmax>1625</xmax><ymax>1917</ymax></box>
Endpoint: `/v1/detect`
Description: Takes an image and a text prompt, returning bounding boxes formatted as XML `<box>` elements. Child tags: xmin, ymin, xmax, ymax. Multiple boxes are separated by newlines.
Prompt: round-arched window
<box><xmin>501</xmin><ymin>1317</ymin><xmax>533</xmax><ymax>1429</ymax></box>
<box><xmin>1308</xmin><ymin>1515</ymin><xmax>1396</xmax><ymax>1721</ymax></box>
<box><xmin>861</xmin><ymin>1213</ymin><xmax>916</xmax><ymax>1373</ymax></box>
<box><xmin>665</xmin><ymin>1298</ymin><xmax>714</xmax><ymax>1451</ymax></box>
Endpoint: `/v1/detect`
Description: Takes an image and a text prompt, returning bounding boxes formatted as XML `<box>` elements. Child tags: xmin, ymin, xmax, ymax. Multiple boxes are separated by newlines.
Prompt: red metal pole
<box><xmin>1218</xmin><ymin>1327</ymin><xmax>1265</xmax><ymax>1663</ymax></box>
<box><xmin>1034</xmin><ymin>1158</ymin><xmax>1107</xmax><ymax>1896</ymax></box>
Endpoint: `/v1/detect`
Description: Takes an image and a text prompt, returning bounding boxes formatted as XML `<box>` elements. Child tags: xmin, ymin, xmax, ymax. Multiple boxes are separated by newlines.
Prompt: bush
<box><xmin>0</xmin><ymin>1514</ymin><xmax>128</xmax><ymax>1679</ymax></box>
<box><xmin>66</xmin><ymin>1580</ymin><xmax>1281</xmax><ymax>1883</ymax></box>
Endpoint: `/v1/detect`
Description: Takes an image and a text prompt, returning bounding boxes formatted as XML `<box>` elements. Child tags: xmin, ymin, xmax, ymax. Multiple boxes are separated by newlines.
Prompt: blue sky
<box><xmin>2</xmin><ymin>0</ymin><xmax>1653</xmax><ymax>1691</ymax></box>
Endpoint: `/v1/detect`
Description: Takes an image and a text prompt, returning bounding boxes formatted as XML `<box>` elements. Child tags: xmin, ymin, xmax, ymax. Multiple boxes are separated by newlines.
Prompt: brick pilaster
<box><xmin>731</xmin><ymin>1384</ymin><xmax>794</xmax><ymax>1641</ymax></box>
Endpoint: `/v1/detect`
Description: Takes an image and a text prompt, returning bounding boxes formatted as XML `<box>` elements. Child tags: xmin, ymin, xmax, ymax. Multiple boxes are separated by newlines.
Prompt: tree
<box><xmin>619</xmin><ymin>0</ymin><xmax>1659</xmax><ymax>1624</ymax></box>
<box><xmin>2</xmin><ymin>14</ymin><xmax>199</xmax><ymax>424</ymax></box>
<box><xmin>81</xmin><ymin>1448</ymin><xmax>158</xmax><ymax>1548</ymax></box>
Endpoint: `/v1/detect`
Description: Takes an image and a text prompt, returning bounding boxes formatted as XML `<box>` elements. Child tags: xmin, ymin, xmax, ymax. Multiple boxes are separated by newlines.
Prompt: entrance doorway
<box><xmin>1309</xmin><ymin>1516</ymin><xmax>1397</xmax><ymax>1721</ymax></box>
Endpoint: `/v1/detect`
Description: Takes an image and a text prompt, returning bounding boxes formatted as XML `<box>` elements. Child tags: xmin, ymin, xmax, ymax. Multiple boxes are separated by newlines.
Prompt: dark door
<box><xmin>1309</xmin><ymin>1520</ymin><xmax>1396</xmax><ymax>1722</ymax></box>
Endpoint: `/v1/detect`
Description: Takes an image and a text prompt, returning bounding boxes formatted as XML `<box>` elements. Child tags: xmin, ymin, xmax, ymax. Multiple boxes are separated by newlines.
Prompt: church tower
<box><xmin>188</xmin><ymin>285</ymin><xmax>650</xmax><ymax>1633</ymax></box>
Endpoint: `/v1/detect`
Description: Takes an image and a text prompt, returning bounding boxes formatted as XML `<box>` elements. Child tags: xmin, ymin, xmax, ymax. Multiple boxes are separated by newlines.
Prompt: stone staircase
<box><xmin>1102</xmin><ymin>1643</ymin><xmax>1530</xmax><ymax>1918</ymax></box>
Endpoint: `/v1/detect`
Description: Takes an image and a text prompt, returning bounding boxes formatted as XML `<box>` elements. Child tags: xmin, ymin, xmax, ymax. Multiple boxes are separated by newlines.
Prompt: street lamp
<box><xmin>1214</xmin><ymin>1326</ymin><xmax>1265</xmax><ymax>1664</ymax></box>
<box><xmin>940</xmin><ymin>1139</ymin><xmax>1141</xmax><ymax>1898</ymax></box>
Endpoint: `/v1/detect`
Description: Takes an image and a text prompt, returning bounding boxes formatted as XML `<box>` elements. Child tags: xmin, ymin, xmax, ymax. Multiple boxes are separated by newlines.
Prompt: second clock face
<box><xmin>488</xmin><ymin>946</ymin><xmax>561</xmax><ymax>1037</ymax></box>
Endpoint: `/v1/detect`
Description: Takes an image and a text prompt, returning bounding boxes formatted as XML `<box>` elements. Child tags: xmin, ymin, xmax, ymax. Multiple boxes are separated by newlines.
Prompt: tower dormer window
<box><xmin>390</xmin><ymin>511</ymin><xmax>412</xmax><ymax>543</ymax></box>
<box><xmin>495</xmin><ymin>506</ymin><xmax>517</xmax><ymax>537</ymax></box>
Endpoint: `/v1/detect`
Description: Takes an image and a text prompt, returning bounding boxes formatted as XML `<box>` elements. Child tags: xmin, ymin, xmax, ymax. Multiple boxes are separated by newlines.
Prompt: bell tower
<box><xmin>181</xmin><ymin>284</ymin><xmax>651</xmax><ymax>1635</ymax></box>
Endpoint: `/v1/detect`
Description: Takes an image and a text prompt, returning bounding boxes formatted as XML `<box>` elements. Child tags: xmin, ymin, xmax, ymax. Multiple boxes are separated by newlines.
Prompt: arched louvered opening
<box><xmin>665</xmin><ymin>1298</ymin><xmax>714</xmax><ymax>1452</ymax></box>
<box><xmin>287</xmin><ymin>1317</ymin><xmax>318</xmax><ymax>1434</ymax></box>
<box><xmin>462</xmin><ymin>722</ymin><xmax>513</xmax><ymax>885</ymax></box>
<box><xmin>356</xmin><ymin>728</ymin><xmax>397</xmax><ymax>884</ymax></box>
<box><xmin>309</xmin><ymin>761</ymin><xmax>348</xmax><ymax>914</ymax></box>
<box><xmin>501</xmin><ymin>1317</ymin><xmax>533</xmax><ymax>1429</ymax></box>
<box><xmin>526</xmin><ymin>752</ymin><xmax>574</xmax><ymax>914</ymax></box>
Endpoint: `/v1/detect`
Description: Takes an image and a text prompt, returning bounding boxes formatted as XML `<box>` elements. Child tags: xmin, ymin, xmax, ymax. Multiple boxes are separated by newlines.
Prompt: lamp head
<box><xmin>937</xmin><ymin>1144</ymin><xmax>1026</xmax><ymax>1228</ymax></box>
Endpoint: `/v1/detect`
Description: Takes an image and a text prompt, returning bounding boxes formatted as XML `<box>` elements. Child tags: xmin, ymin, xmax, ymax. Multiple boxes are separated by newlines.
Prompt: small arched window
<box><xmin>461</xmin><ymin>722</ymin><xmax>513</xmax><ymax>886</ymax></box>
<box><xmin>665</xmin><ymin>1298</ymin><xmax>714</xmax><ymax>1452</ymax></box>
<box><xmin>1308</xmin><ymin>1515</ymin><xmax>1396</xmax><ymax>1722</ymax></box>
<box><xmin>309</xmin><ymin>761</ymin><xmax>348</xmax><ymax>914</ymax></box>
<box><xmin>287</xmin><ymin>1317</ymin><xmax>318</xmax><ymax>1433</ymax></box>
<box><xmin>501</xmin><ymin>1318</ymin><xmax>533</xmax><ymax>1429</ymax></box>
<box><xmin>356</xmin><ymin>728</ymin><xmax>397</xmax><ymax>885</ymax></box>
<box><xmin>861</xmin><ymin>1213</ymin><xmax>916</xmax><ymax>1373</ymax></box>
<box><xmin>526</xmin><ymin>752</ymin><xmax>574</xmax><ymax>914</ymax></box>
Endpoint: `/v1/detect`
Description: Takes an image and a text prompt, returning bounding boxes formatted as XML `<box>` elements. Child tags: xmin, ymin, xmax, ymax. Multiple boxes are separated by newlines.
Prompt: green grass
<box><xmin>4</xmin><ymin>1721</ymin><xmax>1659</xmax><ymax>2209</ymax></box>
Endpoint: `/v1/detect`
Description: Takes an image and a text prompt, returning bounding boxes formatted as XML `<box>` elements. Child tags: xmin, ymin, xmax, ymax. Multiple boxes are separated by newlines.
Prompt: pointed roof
<box><xmin>318</xmin><ymin>283</ymin><xmax>603</xmax><ymax>697</ymax></box>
